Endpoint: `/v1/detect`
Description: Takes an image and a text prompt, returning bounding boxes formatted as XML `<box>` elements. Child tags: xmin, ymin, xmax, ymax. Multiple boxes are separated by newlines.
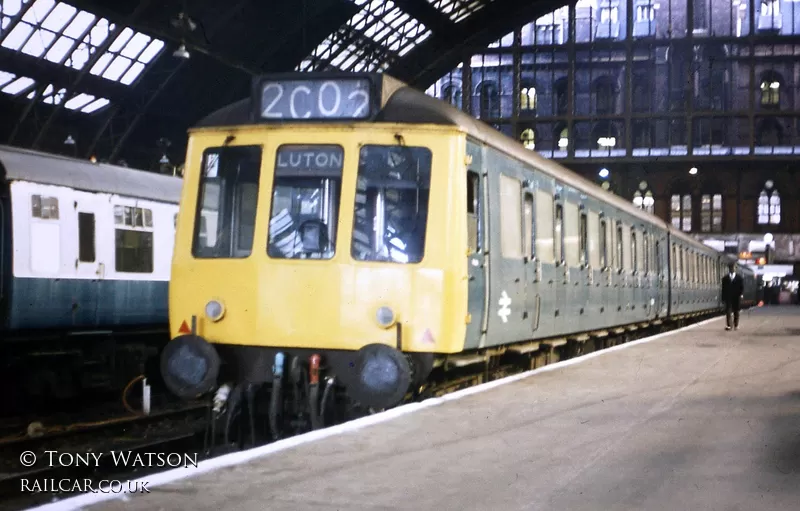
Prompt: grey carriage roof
<box><xmin>194</xmin><ymin>75</ymin><xmax>715</xmax><ymax>255</ymax></box>
<box><xmin>0</xmin><ymin>144</ymin><xmax>182</xmax><ymax>205</ymax></box>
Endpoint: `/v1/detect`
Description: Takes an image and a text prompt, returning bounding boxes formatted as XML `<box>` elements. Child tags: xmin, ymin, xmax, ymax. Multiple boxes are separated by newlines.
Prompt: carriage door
<box><xmin>465</xmin><ymin>168</ymin><xmax>487</xmax><ymax>350</ymax></box>
<box><xmin>74</xmin><ymin>199</ymin><xmax>103</xmax><ymax>325</ymax></box>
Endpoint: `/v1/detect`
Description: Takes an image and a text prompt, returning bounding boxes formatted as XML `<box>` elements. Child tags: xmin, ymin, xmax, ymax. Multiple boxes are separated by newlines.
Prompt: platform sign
<box><xmin>254</xmin><ymin>76</ymin><xmax>376</xmax><ymax>122</ymax></box>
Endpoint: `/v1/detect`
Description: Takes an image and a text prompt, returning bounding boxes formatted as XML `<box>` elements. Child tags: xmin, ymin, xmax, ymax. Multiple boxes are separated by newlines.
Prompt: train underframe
<box><xmin>164</xmin><ymin>308</ymin><xmax>730</xmax><ymax>450</ymax></box>
<box><xmin>0</xmin><ymin>326</ymin><xmax>169</xmax><ymax>418</ymax></box>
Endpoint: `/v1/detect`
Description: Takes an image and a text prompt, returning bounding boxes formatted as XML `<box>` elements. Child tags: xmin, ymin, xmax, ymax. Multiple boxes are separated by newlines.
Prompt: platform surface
<box><xmin>87</xmin><ymin>307</ymin><xmax>800</xmax><ymax>511</ymax></box>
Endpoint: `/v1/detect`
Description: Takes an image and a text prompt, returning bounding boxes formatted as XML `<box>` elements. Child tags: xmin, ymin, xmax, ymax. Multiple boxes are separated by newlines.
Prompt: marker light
<box><xmin>599</xmin><ymin>168</ymin><xmax>609</xmax><ymax>179</ymax></box>
<box><xmin>376</xmin><ymin>306</ymin><xmax>396</xmax><ymax>328</ymax></box>
<box><xmin>205</xmin><ymin>300</ymin><xmax>225</xmax><ymax>322</ymax></box>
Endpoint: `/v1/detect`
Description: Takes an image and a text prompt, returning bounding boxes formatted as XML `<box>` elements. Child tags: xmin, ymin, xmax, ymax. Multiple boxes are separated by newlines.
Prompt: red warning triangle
<box><xmin>178</xmin><ymin>320</ymin><xmax>190</xmax><ymax>334</ymax></box>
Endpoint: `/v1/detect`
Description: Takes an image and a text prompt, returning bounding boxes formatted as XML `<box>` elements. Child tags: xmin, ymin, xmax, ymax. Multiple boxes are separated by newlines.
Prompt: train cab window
<box><xmin>615</xmin><ymin>222</ymin><xmax>623</xmax><ymax>270</ymax></box>
<box><xmin>352</xmin><ymin>145</ymin><xmax>432</xmax><ymax>264</ymax></box>
<box><xmin>599</xmin><ymin>218</ymin><xmax>608</xmax><ymax>268</ymax></box>
<box><xmin>554</xmin><ymin>203</ymin><xmax>564</xmax><ymax>263</ymax></box>
<box><xmin>194</xmin><ymin>146</ymin><xmax>261</xmax><ymax>259</ymax></box>
<box><xmin>499</xmin><ymin>174</ymin><xmax>523</xmax><ymax>259</ymax></box>
<box><xmin>78</xmin><ymin>212</ymin><xmax>96</xmax><ymax>263</ymax></box>
<box><xmin>31</xmin><ymin>195</ymin><xmax>59</xmax><ymax>220</ymax></box>
<box><xmin>467</xmin><ymin>171</ymin><xmax>481</xmax><ymax>253</ymax></box>
<box><xmin>114</xmin><ymin>205</ymin><xmax>153</xmax><ymax>273</ymax></box>
<box><xmin>267</xmin><ymin>145</ymin><xmax>343</xmax><ymax>260</ymax></box>
<box><xmin>523</xmin><ymin>192</ymin><xmax>535</xmax><ymax>260</ymax></box>
<box><xmin>579</xmin><ymin>212</ymin><xmax>588</xmax><ymax>267</ymax></box>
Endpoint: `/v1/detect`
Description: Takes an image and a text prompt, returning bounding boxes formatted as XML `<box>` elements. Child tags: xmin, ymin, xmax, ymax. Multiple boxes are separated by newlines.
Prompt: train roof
<box><xmin>194</xmin><ymin>73</ymin><xmax>717</xmax><ymax>256</ymax></box>
<box><xmin>0</xmin><ymin>144</ymin><xmax>182</xmax><ymax>204</ymax></box>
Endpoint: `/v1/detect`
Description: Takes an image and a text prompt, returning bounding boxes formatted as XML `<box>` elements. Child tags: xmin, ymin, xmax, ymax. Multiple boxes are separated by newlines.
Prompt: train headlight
<box><xmin>376</xmin><ymin>306</ymin><xmax>396</xmax><ymax>329</ymax></box>
<box><xmin>205</xmin><ymin>300</ymin><xmax>225</xmax><ymax>322</ymax></box>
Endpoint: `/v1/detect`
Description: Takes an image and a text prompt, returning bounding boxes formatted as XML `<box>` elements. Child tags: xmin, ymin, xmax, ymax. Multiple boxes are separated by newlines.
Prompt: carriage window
<box><xmin>523</xmin><ymin>192</ymin><xmax>535</xmax><ymax>259</ymax></box>
<box><xmin>467</xmin><ymin>171</ymin><xmax>480</xmax><ymax>253</ymax></box>
<box><xmin>588</xmin><ymin>211</ymin><xmax>600</xmax><ymax>268</ymax></box>
<box><xmin>352</xmin><ymin>145</ymin><xmax>432</xmax><ymax>264</ymax></box>
<box><xmin>656</xmin><ymin>240</ymin><xmax>661</xmax><ymax>276</ymax></box>
<box><xmin>114</xmin><ymin>205</ymin><xmax>154</xmax><ymax>273</ymax></box>
<box><xmin>78</xmin><ymin>212</ymin><xmax>96</xmax><ymax>263</ymax></box>
<box><xmin>535</xmin><ymin>190</ymin><xmax>554</xmax><ymax>263</ymax></box>
<box><xmin>579</xmin><ymin>212</ymin><xmax>588</xmax><ymax>266</ymax></box>
<box><xmin>643</xmin><ymin>232</ymin><xmax>649</xmax><ymax>273</ymax></box>
<box><xmin>631</xmin><ymin>230</ymin><xmax>638</xmax><ymax>271</ymax></box>
<box><xmin>671</xmin><ymin>244</ymin><xmax>676</xmax><ymax>279</ymax></box>
<box><xmin>499</xmin><ymin>174</ymin><xmax>522</xmax><ymax>259</ymax></box>
<box><xmin>554</xmin><ymin>204</ymin><xmax>564</xmax><ymax>263</ymax></box>
<box><xmin>616</xmin><ymin>222</ymin><xmax>623</xmax><ymax>269</ymax></box>
<box><xmin>267</xmin><ymin>145</ymin><xmax>343</xmax><ymax>260</ymax></box>
<box><xmin>31</xmin><ymin>195</ymin><xmax>59</xmax><ymax>220</ymax></box>
<box><xmin>679</xmin><ymin>248</ymin><xmax>684</xmax><ymax>282</ymax></box>
<box><xmin>194</xmin><ymin>145</ymin><xmax>261</xmax><ymax>259</ymax></box>
<box><xmin>599</xmin><ymin>219</ymin><xmax>608</xmax><ymax>268</ymax></box>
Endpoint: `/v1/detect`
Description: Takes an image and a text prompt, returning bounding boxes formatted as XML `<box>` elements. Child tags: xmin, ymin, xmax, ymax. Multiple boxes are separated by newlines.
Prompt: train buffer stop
<box><xmin>37</xmin><ymin>306</ymin><xmax>800</xmax><ymax>511</ymax></box>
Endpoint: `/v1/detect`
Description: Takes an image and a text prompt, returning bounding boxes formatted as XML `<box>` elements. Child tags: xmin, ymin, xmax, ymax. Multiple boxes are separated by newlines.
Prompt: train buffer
<box><xmin>37</xmin><ymin>306</ymin><xmax>800</xmax><ymax>511</ymax></box>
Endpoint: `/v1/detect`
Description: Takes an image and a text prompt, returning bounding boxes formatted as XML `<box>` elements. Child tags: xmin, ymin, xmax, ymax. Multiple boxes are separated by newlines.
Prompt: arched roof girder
<box><xmin>388</xmin><ymin>0</ymin><xmax>569</xmax><ymax>88</ymax></box>
<box><xmin>298</xmin><ymin>0</ymin><xmax>568</xmax><ymax>87</ymax></box>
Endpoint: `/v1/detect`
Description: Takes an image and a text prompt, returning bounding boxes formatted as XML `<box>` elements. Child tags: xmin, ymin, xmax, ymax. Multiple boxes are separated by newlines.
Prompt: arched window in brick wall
<box><xmin>670</xmin><ymin>194</ymin><xmax>692</xmax><ymax>232</ymax></box>
<box><xmin>757</xmin><ymin>180</ymin><xmax>780</xmax><ymax>225</ymax></box>
<box><xmin>520</xmin><ymin>82</ymin><xmax>537</xmax><ymax>112</ymax></box>
<box><xmin>441</xmin><ymin>83</ymin><xmax>462</xmax><ymax>109</ymax></box>
<box><xmin>759</xmin><ymin>71</ymin><xmax>783</xmax><ymax>109</ymax></box>
<box><xmin>700</xmin><ymin>193</ymin><xmax>723</xmax><ymax>233</ymax></box>
<box><xmin>477</xmin><ymin>81</ymin><xmax>500</xmax><ymax>119</ymax></box>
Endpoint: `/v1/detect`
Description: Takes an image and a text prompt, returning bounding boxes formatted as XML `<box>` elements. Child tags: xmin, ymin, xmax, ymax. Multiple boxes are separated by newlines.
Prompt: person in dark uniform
<box><xmin>721</xmin><ymin>263</ymin><xmax>744</xmax><ymax>331</ymax></box>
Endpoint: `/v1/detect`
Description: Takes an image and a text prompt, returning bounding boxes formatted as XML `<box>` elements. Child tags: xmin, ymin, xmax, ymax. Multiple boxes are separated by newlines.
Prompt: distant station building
<box><xmin>423</xmin><ymin>0</ymin><xmax>800</xmax><ymax>272</ymax></box>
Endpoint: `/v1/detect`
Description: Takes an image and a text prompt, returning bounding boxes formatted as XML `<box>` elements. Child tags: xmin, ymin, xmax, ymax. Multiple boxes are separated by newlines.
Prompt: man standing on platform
<box><xmin>721</xmin><ymin>263</ymin><xmax>744</xmax><ymax>331</ymax></box>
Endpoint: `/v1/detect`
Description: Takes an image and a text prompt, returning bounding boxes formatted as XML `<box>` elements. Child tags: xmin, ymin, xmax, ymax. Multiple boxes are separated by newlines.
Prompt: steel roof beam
<box><xmin>6</xmin><ymin>85</ymin><xmax>45</xmax><ymax>145</ymax></box>
<box><xmin>65</xmin><ymin>0</ymin><xmax>260</xmax><ymax>76</ymax></box>
<box><xmin>103</xmin><ymin>0</ymin><xmax>255</xmax><ymax>161</ymax></box>
<box><xmin>392</xmin><ymin>0</ymin><xmax>455</xmax><ymax>34</ymax></box>
<box><xmin>255</xmin><ymin>2</ymin><xmax>361</xmax><ymax>71</ymax></box>
<box><xmin>0</xmin><ymin>1</ymin><xmax>37</xmax><ymax>47</ymax></box>
<box><xmin>0</xmin><ymin>47</ymin><xmax>133</xmax><ymax>102</ymax></box>
<box><xmin>389</xmin><ymin>0</ymin><xmax>566</xmax><ymax>88</ymax></box>
<box><xmin>31</xmin><ymin>0</ymin><xmax>156</xmax><ymax>149</ymax></box>
<box><xmin>102</xmin><ymin>0</ymin><xmax>253</xmax><ymax>160</ymax></box>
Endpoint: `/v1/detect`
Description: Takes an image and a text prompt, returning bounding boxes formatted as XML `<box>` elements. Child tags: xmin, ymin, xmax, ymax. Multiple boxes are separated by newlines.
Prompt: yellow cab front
<box><xmin>169</xmin><ymin>123</ymin><xmax>469</xmax><ymax>374</ymax></box>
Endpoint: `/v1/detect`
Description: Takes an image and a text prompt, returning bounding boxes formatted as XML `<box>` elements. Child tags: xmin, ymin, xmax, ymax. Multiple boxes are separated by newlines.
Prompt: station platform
<box><xmin>38</xmin><ymin>306</ymin><xmax>800</xmax><ymax>511</ymax></box>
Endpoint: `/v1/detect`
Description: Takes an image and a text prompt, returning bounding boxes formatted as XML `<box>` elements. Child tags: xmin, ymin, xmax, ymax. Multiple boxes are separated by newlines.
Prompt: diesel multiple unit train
<box><xmin>157</xmin><ymin>72</ymin><xmax>757</xmax><ymax>439</ymax></box>
<box><xmin>0</xmin><ymin>144</ymin><xmax>181</xmax><ymax>410</ymax></box>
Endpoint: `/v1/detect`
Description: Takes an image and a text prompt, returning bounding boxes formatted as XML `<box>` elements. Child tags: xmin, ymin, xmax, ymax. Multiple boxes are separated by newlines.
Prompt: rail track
<box><xmin>0</xmin><ymin>402</ymin><xmax>208</xmax><ymax>511</ymax></box>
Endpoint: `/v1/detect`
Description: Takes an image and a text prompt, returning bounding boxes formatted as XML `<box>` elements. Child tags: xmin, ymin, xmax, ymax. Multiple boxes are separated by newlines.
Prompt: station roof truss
<box><xmin>0</xmin><ymin>0</ymin><xmax>164</xmax><ymax>114</ymax></box>
<box><xmin>0</xmin><ymin>0</ymin><xmax>565</xmax><ymax>168</ymax></box>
